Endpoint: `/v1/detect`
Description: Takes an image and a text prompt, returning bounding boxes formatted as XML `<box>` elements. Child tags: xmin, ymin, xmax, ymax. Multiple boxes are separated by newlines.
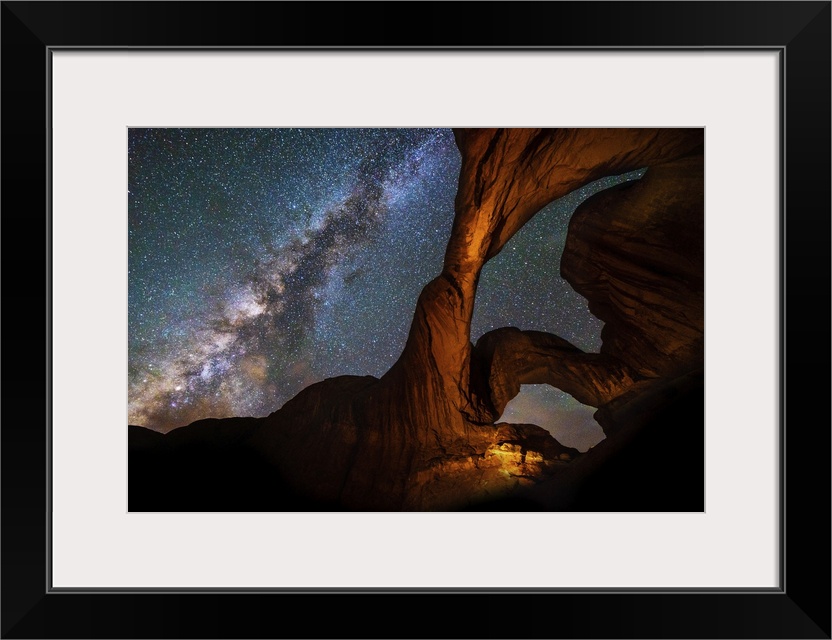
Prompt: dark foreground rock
<box><xmin>129</xmin><ymin>371</ymin><xmax>703</xmax><ymax>512</ymax></box>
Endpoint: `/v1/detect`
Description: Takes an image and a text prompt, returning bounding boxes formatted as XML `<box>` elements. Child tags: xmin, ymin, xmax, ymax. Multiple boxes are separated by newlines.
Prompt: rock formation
<box><xmin>129</xmin><ymin>128</ymin><xmax>705</xmax><ymax>512</ymax></box>
<box><xmin>561</xmin><ymin>149</ymin><xmax>704</xmax><ymax>379</ymax></box>
<box><xmin>472</xmin><ymin>327</ymin><xmax>640</xmax><ymax>416</ymax></box>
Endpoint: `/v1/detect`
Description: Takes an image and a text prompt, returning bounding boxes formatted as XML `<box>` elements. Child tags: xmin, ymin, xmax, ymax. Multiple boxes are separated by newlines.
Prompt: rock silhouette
<box><xmin>129</xmin><ymin>128</ymin><xmax>705</xmax><ymax>511</ymax></box>
<box><xmin>561</xmin><ymin>149</ymin><xmax>704</xmax><ymax>379</ymax></box>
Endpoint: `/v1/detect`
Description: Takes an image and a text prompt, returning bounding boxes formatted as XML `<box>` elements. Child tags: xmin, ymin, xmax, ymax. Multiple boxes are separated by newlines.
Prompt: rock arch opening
<box><xmin>496</xmin><ymin>384</ymin><xmax>604</xmax><ymax>452</ymax></box>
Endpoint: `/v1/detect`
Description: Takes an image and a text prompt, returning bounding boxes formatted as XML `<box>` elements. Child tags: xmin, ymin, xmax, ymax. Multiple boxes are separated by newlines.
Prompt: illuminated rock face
<box><xmin>401</xmin><ymin>423</ymin><xmax>579</xmax><ymax>511</ymax></box>
<box><xmin>129</xmin><ymin>128</ymin><xmax>705</xmax><ymax>511</ymax></box>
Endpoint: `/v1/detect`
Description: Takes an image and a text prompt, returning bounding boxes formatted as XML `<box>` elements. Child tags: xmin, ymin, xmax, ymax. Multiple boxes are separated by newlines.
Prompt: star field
<box><xmin>128</xmin><ymin>128</ymin><xmax>644</xmax><ymax>448</ymax></box>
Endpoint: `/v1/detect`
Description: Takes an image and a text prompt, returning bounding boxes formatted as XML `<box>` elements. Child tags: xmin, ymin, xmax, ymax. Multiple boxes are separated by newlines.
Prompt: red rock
<box><xmin>561</xmin><ymin>149</ymin><xmax>704</xmax><ymax>377</ymax></box>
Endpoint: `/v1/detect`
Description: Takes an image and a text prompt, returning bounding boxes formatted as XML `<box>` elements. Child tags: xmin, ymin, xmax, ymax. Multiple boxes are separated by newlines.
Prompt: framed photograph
<box><xmin>124</xmin><ymin>124</ymin><xmax>707</xmax><ymax>516</ymax></box>
<box><xmin>3</xmin><ymin>2</ymin><xmax>829</xmax><ymax>638</ymax></box>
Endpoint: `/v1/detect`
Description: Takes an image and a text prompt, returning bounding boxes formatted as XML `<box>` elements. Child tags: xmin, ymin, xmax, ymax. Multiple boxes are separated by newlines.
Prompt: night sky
<box><xmin>128</xmin><ymin>129</ymin><xmax>644</xmax><ymax>451</ymax></box>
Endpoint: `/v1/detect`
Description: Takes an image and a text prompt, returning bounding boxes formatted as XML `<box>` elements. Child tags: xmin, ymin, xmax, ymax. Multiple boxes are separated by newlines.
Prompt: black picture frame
<box><xmin>2</xmin><ymin>2</ymin><xmax>829</xmax><ymax>638</ymax></box>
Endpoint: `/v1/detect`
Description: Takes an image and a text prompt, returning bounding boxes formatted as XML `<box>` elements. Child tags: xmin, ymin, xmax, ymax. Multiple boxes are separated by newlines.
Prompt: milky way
<box><xmin>128</xmin><ymin>128</ymin><xmax>643</xmax><ymax>447</ymax></box>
